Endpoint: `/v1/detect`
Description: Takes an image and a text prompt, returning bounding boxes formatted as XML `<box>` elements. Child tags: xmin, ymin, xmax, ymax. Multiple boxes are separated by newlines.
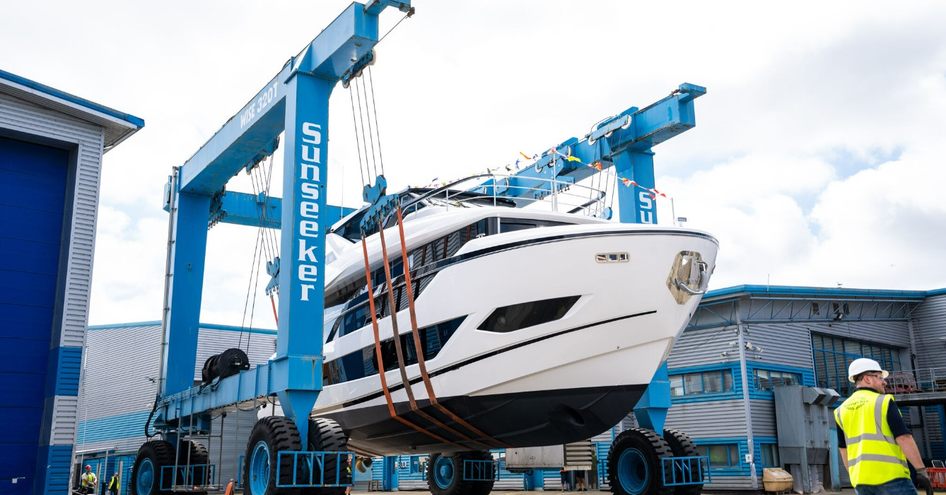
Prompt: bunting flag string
<box><xmin>425</xmin><ymin>148</ymin><xmax>672</xmax><ymax>202</ymax></box>
<box><xmin>546</xmin><ymin>148</ymin><xmax>671</xmax><ymax>200</ymax></box>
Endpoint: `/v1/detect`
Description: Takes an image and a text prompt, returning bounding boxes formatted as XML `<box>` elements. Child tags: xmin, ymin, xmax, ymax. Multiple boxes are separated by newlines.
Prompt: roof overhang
<box><xmin>0</xmin><ymin>69</ymin><xmax>144</xmax><ymax>151</ymax></box>
<box><xmin>702</xmin><ymin>284</ymin><xmax>932</xmax><ymax>303</ymax></box>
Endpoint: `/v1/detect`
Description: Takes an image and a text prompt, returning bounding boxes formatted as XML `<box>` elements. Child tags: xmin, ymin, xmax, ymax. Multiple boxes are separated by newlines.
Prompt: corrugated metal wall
<box><xmin>912</xmin><ymin>294</ymin><xmax>946</xmax><ymax>369</ymax></box>
<box><xmin>76</xmin><ymin>323</ymin><xmax>276</xmax><ymax>469</ymax></box>
<box><xmin>1</xmin><ymin>88</ymin><xmax>106</xmax><ymax>495</ymax></box>
<box><xmin>912</xmin><ymin>293</ymin><xmax>946</xmax><ymax>459</ymax></box>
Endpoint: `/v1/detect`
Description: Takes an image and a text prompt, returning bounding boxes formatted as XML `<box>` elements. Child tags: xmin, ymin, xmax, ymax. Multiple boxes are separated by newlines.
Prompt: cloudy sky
<box><xmin>4</xmin><ymin>1</ymin><xmax>946</xmax><ymax>327</ymax></box>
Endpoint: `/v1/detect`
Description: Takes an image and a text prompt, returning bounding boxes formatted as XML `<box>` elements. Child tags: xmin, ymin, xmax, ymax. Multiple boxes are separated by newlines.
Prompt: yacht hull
<box><xmin>293</xmin><ymin>223</ymin><xmax>717</xmax><ymax>454</ymax></box>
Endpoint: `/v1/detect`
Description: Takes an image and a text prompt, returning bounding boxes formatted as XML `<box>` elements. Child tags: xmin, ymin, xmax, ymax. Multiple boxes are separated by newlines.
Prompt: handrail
<box><xmin>886</xmin><ymin>367</ymin><xmax>946</xmax><ymax>395</ymax></box>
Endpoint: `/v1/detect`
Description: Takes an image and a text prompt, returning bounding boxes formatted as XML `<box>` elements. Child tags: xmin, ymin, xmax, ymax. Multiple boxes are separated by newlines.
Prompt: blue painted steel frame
<box><xmin>157</xmin><ymin>0</ymin><xmax>411</xmax><ymax>444</ymax></box>
<box><xmin>275</xmin><ymin>450</ymin><xmax>354</xmax><ymax>488</ymax></box>
<box><xmin>660</xmin><ymin>456</ymin><xmax>710</xmax><ymax>486</ymax></box>
<box><xmin>211</xmin><ymin>191</ymin><xmax>354</xmax><ymax>230</ymax></box>
<box><xmin>474</xmin><ymin>82</ymin><xmax>705</xmax><ymax>224</ymax></box>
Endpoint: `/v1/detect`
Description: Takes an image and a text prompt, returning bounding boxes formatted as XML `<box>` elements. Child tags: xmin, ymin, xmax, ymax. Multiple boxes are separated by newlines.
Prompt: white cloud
<box><xmin>5</xmin><ymin>1</ymin><xmax>945</xmax><ymax>325</ymax></box>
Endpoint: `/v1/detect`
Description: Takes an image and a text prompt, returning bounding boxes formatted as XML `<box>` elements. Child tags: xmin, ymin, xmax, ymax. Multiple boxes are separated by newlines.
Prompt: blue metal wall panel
<box><xmin>34</xmin><ymin>444</ymin><xmax>73</xmax><ymax>495</ymax></box>
<box><xmin>0</xmin><ymin>135</ymin><xmax>68</xmax><ymax>495</ymax></box>
<box><xmin>76</xmin><ymin>411</ymin><xmax>151</xmax><ymax>445</ymax></box>
<box><xmin>47</xmin><ymin>346</ymin><xmax>82</xmax><ymax>396</ymax></box>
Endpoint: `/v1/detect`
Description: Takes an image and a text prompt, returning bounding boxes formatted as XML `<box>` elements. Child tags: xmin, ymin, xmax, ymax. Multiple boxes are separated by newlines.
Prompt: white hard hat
<box><xmin>848</xmin><ymin>358</ymin><xmax>888</xmax><ymax>383</ymax></box>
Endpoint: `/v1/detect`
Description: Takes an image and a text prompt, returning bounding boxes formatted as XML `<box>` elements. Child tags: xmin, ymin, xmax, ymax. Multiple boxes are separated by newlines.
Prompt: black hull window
<box><xmin>323</xmin><ymin>316</ymin><xmax>466</xmax><ymax>386</ymax></box>
<box><xmin>478</xmin><ymin>295</ymin><xmax>580</xmax><ymax>333</ymax></box>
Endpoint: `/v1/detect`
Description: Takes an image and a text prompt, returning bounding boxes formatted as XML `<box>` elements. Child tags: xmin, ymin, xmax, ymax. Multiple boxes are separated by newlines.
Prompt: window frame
<box><xmin>760</xmin><ymin>444</ymin><xmax>780</xmax><ymax>468</ymax></box>
<box><xmin>669</xmin><ymin>369</ymin><xmax>735</xmax><ymax>397</ymax></box>
<box><xmin>696</xmin><ymin>443</ymin><xmax>740</xmax><ymax>468</ymax></box>
<box><xmin>811</xmin><ymin>333</ymin><xmax>903</xmax><ymax>397</ymax></box>
<box><xmin>754</xmin><ymin>369</ymin><xmax>802</xmax><ymax>391</ymax></box>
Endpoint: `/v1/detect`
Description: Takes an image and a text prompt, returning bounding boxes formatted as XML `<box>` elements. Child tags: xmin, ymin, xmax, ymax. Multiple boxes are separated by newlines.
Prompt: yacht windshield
<box><xmin>331</xmin><ymin>187</ymin><xmax>516</xmax><ymax>242</ymax></box>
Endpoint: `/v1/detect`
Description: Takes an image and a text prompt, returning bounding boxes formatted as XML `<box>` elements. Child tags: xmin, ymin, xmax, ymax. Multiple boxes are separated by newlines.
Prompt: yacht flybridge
<box><xmin>290</xmin><ymin>175</ymin><xmax>719</xmax><ymax>455</ymax></box>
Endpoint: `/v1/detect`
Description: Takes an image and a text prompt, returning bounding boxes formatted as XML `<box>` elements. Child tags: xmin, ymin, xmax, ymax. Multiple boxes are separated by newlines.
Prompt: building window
<box><xmin>760</xmin><ymin>444</ymin><xmax>780</xmax><ymax>467</ymax></box>
<box><xmin>696</xmin><ymin>444</ymin><xmax>739</xmax><ymax>467</ymax></box>
<box><xmin>811</xmin><ymin>334</ymin><xmax>902</xmax><ymax>396</ymax></box>
<box><xmin>670</xmin><ymin>370</ymin><xmax>733</xmax><ymax>397</ymax></box>
<box><xmin>755</xmin><ymin>369</ymin><xmax>801</xmax><ymax>391</ymax></box>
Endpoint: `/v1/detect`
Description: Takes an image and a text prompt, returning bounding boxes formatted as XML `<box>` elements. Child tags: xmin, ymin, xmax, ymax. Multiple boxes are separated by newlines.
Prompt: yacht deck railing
<box><xmin>407</xmin><ymin>172</ymin><xmax>618</xmax><ymax>219</ymax></box>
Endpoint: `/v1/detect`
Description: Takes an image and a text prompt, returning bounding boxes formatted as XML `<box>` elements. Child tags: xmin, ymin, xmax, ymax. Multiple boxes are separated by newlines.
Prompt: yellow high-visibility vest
<box><xmin>834</xmin><ymin>389</ymin><xmax>909</xmax><ymax>486</ymax></box>
<box><xmin>81</xmin><ymin>472</ymin><xmax>97</xmax><ymax>488</ymax></box>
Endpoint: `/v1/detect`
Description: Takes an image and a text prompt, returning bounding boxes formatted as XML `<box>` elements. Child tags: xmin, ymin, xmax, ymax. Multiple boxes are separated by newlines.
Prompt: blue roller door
<box><xmin>0</xmin><ymin>135</ymin><xmax>69</xmax><ymax>494</ymax></box>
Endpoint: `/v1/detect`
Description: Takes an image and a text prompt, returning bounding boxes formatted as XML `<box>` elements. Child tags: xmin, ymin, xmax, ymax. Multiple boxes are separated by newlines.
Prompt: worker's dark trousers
<box><xmin>854</xmin><ymin>477</ymin><xmax>915</xmax><ymax>495</ymax></box>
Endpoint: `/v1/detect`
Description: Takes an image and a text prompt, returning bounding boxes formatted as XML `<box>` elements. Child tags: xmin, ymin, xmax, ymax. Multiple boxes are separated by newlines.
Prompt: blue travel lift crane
<box><xmin>133</xmin><ymin>1</ymin><xmax>708</xmax><ymax>494</ymax></box>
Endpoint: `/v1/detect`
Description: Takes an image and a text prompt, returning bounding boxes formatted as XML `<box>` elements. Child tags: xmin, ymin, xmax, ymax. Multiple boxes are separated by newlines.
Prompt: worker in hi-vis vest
<box><xmin>80</xmin><ymin>466</ymin><xmax>97</xmax><ymax>494</ymax></box>
<box><xmin>834</xmin><ymin>358</ymin><xmax>929</xmax><ymax>495</ymax></box>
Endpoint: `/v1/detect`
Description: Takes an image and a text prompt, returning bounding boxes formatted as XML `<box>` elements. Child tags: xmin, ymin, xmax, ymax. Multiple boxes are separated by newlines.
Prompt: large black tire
<box><xmin>662</xmin><ymin>430</ymin><xmax>702</xmax><ymax>495</ymax></box>
<box><xmin>607</xmin><ymin>428</ymin><xmax>673</xmax><ymax>495</ymax></box>
<box><xmin>131</xmin><ymin>440</ymin><xmax>176</xmax><ymax>495</ymax></box>
<box><xmin>243</xmin><ymin>416</ymin><xmax>303</xmax><ymax>495</ymax></box>
<box><xmin>466</xmin><ymin>451</ymin><xmax>495</xmax><ymax>495</ymax></box>
<box><xmin>427</xmin><ymin>451</ymin><xmax>493</xmax><ymax>495</ymax></box>
<box><xmin>177</xmin><ymin>440</ymin><xmax>210</xmax><ymax>494</ymax></box>
<box><xmin>427</xmin><ymin>453</ymin><xmax>466</xmax><ymax>495</ymax></box>
<box><xmin>300</xmin><ymin>418</ymin><xmax>350</xmax><ymax>495</ymax></box>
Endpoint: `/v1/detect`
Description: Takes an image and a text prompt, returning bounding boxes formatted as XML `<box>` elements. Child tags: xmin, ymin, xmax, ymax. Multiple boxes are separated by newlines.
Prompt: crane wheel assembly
<box><xmin>305</xmin><ymin>417</ymin><xmax>351</xmax><ymax>495</ymax></box>
<box><xmin>426</xmin><ymin>451</ymin><xmax>495</xmax><ymax>495</ymax></box>
<box><xmin>244</xmin><ymin>416</ymin><xmax>304</xmax><ymax>495</ymax></box>
<box><xmin>607</xmin><ymin>428</ymin><xmax>674</xmax><ymax>495</ymax></box>
<box><xmin>131</xmin><ymin>440</ymin><xmax>177</xmax><ymax>495</ymax></box>
<box><xmin>661</xmin><ymin>430</ymin><xmax>703</xmax><ymax>495</ymax></box>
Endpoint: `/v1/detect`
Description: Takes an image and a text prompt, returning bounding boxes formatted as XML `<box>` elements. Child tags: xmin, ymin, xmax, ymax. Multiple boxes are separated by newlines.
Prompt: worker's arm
<box><xmin>895</xmin><ymin>435</ymin><xmax>925</xmax><ymax>470</ymax></box>
<box><xmin>887</xmin><ymin>401</ymin><xmax>925</xmax><ymax>470</ymax></box>
<box><xmin>835</xmin><ymin>417</ymin><xmax>848</xmax><ymax>470</ymax></box>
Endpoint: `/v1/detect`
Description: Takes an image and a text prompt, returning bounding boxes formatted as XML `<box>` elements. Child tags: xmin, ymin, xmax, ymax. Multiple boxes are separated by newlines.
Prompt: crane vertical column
<box><xmin>613</xmin><ymin>150</ymin><xmax>657</xmax><ymax>224</ymax></box>
<box><xmin>272</xmin><ymin>71</ymin><xmax>334</xmax><ymax>443</ymax></box>
<box><xmin>163</xmin><ymin>190</ymin><xmax>211</xmax><ymax>396</ymax></box>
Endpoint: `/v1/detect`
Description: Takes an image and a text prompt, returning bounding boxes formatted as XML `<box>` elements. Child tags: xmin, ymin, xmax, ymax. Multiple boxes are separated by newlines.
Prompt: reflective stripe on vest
<box><xmin>834</xmin><ymin>389</ymin><xmax>909</xmax><ymax>486</ymax></box>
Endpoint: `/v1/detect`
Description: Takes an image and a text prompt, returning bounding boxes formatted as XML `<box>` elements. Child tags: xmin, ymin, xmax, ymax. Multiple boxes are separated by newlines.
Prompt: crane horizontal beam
<box><xmin>473</xmin><ymin>83</ymin><xmax>705</xmax><ymax>207</ymax></box>
<box><xmin>210</xmin><ymin>191</ymin><xmax>354</xmax><ymax>230</ymax></box>
<box><xmin>177</xmin><ymin>2</ymin><xmax>396</xmax><ymax>195</ymax></box>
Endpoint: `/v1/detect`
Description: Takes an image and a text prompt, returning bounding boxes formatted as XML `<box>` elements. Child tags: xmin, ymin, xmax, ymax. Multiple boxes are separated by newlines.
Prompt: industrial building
<box><xmin>74</xmin><ymin>285</ymin><xmax>946</xmax><ymax>493</ymax></box>
<box><xmin>0</xmin><ymin>70</ymin><xmax>142</xmax><ymax>494</ymax></box>
<box><xmin>665</xmin><ymin>285</ymin><xmax>946</xmax><ymax>491</ymax></box>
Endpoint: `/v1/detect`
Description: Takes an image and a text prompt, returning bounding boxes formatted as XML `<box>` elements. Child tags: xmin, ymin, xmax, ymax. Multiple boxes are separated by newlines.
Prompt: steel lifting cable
<box><xmin>238</xmin><ymin>214</ymin><xmax>264</xmax><ymax>350</ymax></box>
<box><xmin>349</xmin><ymin>84</ymin><xmax>368</xmax><ymax>189</ymax></box>
<box><xmin>393</xmin><ymin>206</ymin><xmax>507</xmax><ymax>448</ymax></box>
<box><xmin>360</xmin><ymin>71</ymin><xmax>380</xmax><ymax>180</ymax></box>
<box><xmin>353</xmin><ymin>77</ymin><xmax>377</xmax><ymax>185</ymax></box>
<box><xmin>367</xmin><ymin>67</ymin><xmax>386</xmax><ymax>177</ymax></box>
<box><xmin>239</xmin><ymin>157</ymin><xmax>279</xmax><ymax>350</ymax></box>
<box><xmin>360</xmin><ymin>235</ymin><xmax>456</xmax><ymax>447</ymax></box>
<box><xmin>256</xmin><ymin>158</ymin><xmax>281</xmax><ymax>323</ymax></box>
<box><xmin>376</xmin><ymin>221</ymin><xmax>479</xmax><ymax>445</ymax></box>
